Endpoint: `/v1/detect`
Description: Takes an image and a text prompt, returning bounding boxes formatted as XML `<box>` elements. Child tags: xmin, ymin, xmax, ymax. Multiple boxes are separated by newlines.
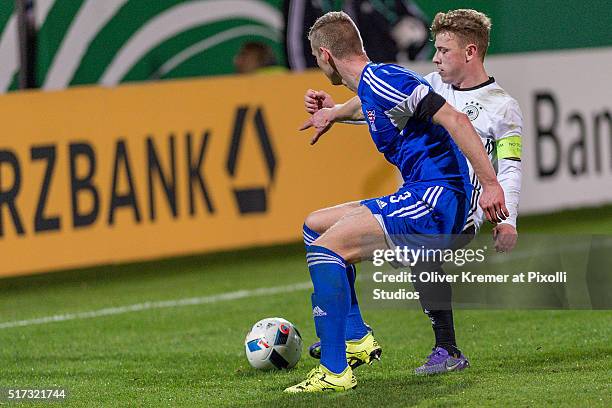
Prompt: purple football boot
<box><xmin>414</xmin><ymin>347</ymin><xmax>470</xmax><ymax>375</ymax></box>
<box><xmin>308</xmin><ymin>341</ymin><xmax>322</xmax><ymax>359</ymax></box>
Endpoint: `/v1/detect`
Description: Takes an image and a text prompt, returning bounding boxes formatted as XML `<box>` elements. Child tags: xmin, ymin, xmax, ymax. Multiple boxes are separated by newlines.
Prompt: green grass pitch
<box><xmin>0</xmin><ymin>206</ymin><xmax>611</xmax><ymax>407</ymax></box>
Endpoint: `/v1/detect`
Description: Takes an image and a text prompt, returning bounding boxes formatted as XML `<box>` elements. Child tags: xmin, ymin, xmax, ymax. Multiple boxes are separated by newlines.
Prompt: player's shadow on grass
<box><xmin>364</xmin><ymin>375</ymin><xmax>475</xmax><ymax>406</ymax></box>
<box><xmin>233</xmin><ymin>365</ymin><xmax>299</xmax><ymax>379</ymax></box>
<box><xmin>264</xmin><ymin>373</ymin><xmax>475</xmax><ymax>407</ymax></box>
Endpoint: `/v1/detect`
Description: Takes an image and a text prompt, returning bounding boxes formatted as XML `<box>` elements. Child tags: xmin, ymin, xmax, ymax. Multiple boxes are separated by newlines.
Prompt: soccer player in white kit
<box><xmin>303</xmin><ymin>9</ymin><xmax>523</xmax><ymax>374</ymax></box>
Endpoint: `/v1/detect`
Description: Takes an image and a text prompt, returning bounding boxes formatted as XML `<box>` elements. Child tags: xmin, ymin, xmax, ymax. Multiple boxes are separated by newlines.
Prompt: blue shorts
<box><xmin>361</xmin><ymin>183</ymin><xmax>469</xmax><ymax>249</ymax></box>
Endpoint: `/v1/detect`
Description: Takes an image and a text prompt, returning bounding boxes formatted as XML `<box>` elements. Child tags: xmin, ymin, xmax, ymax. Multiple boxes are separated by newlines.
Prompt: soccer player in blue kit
<box><xmin>304</xmin><ymin>9</ymin><xmax>524</xmax><ymax>377</ymax></box>
<box><xmin>284</xmin><ymin>12</ymin><xmax>508</xmax><ymax>393</ymax></box>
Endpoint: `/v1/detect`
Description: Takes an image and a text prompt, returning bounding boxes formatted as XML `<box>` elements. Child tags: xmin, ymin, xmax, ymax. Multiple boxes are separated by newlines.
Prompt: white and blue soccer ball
<box><xmin>244</xmin><ymin>317</ymin><xmax>303</xmax><ymax>370</ymax></box>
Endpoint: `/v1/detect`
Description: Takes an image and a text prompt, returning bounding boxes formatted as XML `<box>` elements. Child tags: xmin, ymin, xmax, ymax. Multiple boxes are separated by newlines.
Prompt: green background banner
<box><xmin>0</xmin><ymin>1</ymin><xmax>17</xmax><ymax>92</ymax></box>
<box><xmin>35</xmin><ymin>0</ymin><xmax>284</xmax><ymax>89</ymax></box>
<box><xmin>413</xmin><ymin>0</ymin><xmax>612</xmax><ymax>55</ymax></box>
<box><xmin>0</xmin><ymin>0</ymin><xmax>610</xmax><ymax>93</ymax></box>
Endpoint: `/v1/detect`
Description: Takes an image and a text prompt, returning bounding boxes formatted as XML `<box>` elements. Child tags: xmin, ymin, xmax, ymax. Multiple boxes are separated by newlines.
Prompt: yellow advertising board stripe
<box><xmin>0</xmin><ymin>71</ymin><xmax>397</xmax><ymax>277</ymax></box>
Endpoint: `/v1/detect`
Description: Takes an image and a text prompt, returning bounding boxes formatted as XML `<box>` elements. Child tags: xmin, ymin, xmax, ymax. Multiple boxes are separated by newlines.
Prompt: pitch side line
<box><xmin>0</xmin><ymin>281</ymin><xmax>312</xmax><ymax>330</ymax></box>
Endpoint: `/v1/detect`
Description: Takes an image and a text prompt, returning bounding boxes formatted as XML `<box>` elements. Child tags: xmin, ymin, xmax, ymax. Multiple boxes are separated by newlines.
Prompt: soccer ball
<box><xmin>244</xmin><ymin>317</ymin><xmax>303</xmax><ymax>370</ymax></box>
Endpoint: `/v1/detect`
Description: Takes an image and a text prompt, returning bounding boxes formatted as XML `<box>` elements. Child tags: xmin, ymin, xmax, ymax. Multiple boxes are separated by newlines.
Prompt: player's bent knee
<box><xmin>310</xmin><ymin>236</ymin><xmax>359</xmax><ymax>265</ymax></box>
<box><xmin>304</xmin><ymin>210</ymin><xmax>328</xmax><ymax>235</ymax></box>
<box><xmin>303</xmin><ymin>212</ymin><xmax>320</xmax><ymax>234</ymax></box>
<box><xmin>304</xmin><ymin>202</ymin><xmax>360</xmax><ymax>235</ymax></box>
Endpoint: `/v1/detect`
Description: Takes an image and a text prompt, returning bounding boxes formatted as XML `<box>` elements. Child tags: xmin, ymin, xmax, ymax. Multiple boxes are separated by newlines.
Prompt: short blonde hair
<box><xmin>431</xmin><ymin>9</ymin><xmax>491</xmax><ymax>60</ymax></box>
<box><xmin>308</xmin><ymin>11</ymin><xmax>365</xmax><ymax>59</ymax></box>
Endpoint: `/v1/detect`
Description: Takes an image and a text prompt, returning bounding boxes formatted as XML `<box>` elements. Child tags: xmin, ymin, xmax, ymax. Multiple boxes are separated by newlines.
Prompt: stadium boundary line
<box><xmin>0</xmin><ymin>281</ymin><xmax>313</xmax><ymax>330</ymax></box>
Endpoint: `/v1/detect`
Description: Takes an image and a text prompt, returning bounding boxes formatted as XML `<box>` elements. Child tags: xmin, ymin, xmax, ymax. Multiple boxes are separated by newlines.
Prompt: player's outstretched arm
<box><xmin>299</xmin><ymin>96</ymin><xmax>365</xmax><ymax>145</ymax></box>
<box><xmin>304</xmin><ymin>90</ymin><xmax>364</xmax><ymax>120</ymax></box>
<box><xmin>492</xmin><ymin>100</ymin><xmax>523</xmax><ymax>251</ymax></box>
<box><xmin>304</xmin><ymin>89</ymin><xmax>335</xmax><ymax>113</ymax></box>
<box><xmin>492</xmin><ymin>160</ymin><xmax>520</xmax><ymax>251</ymax></box>
<box><xmin>493</xmin><ymin>157</ymin><xmax>521</xmax><ymax>251</ymax></box>
<box><xmin>433</xmin><ymin>102</ymin><xmax>509</xmax><ymax>223</ymax></box>
<box><xmin>332</xmin><ymin>96</ymin><xmax>364</xmax><ymax>121</ymax></box>
<box><xmin>493</xmin><ymin>223</ymin><xmax>517</xmax><ymax>252</ymax></box>
<box><xmin>299</xmin><ymin>107</ymin><xmax>335</xmax><ymax>145</ymax></box>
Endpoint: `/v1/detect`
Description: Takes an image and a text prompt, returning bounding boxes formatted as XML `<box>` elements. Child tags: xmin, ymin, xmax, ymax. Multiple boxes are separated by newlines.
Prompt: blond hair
<box><xmin>308</xmin><ymin>11</ymin><xmax>365</xmax><ymax>59</ymax></box>
<box><xmin>431</xmin><ymin>9</ymin><xmax>491</xmax><ymax>60</ymax></box>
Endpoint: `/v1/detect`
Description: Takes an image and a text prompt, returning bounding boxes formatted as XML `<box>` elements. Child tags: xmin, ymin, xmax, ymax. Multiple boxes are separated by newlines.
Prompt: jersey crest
<box><xmin>462</xmin><ymin>101</ymin><xmax>483</xmax><ymax>121</ymax></box>
<box><xmin>366</xmin><ymin>109</ymin><xmax>377</xmax><ymax>131</ymax></box>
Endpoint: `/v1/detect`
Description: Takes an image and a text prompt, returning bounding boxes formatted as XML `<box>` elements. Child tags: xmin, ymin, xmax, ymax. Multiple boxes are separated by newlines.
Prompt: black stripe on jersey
<box><xmin>469</xmin><ymin>177</ymin><xmax>481</xmax><ymax>213</ymax></box>
<box><xmin>466</xmin><ymin>179</ymin><xmax>481</xmax><ymax>229</ymax></box>
<box><xmin>462</xmin><ymin>219</ymin><xmax>475</xmax><ymax>232</ymax></box>
<box><xmin>468</xmin><ymin>190</ymin><xmax>476</xmax><ymax>215</ymax></box>
<box><xmin>469</xmin><ymin>173</ymin><xmax>477</xmax><ymax>207</ymax></box>
<box><xmin>466</xmin><ymin>164</ymin><xmax>484</xmax><ymax>227</ymax></box>
<box><xmin>473</xmin><ymin>188</ymin><xmax>481</xmax><ymax>211</ymax></box>
<box><xmin>414</xmin><ymin>92</ymin><xmax>446</xmax><ymax>122</ymax></box>
<box><xmin>485</xmin><ymin>139</ymin><xmax>494</xmax><ymax>156</ymax></box>
<box><xmin>470</xmin><ymin>171</ymin><xmax>477</xmax><ymax>187</ymax></box>
<box><xmin>467</xmin><ymin>176</ymin><xmax>476</xmax><ymax>216</ymax></box>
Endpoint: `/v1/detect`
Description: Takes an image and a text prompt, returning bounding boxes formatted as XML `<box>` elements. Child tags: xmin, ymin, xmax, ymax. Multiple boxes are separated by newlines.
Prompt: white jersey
<box><xmin>424</xmin><ymin>72</ymin><xmax>523</xmax><ymax>230</ymax></box>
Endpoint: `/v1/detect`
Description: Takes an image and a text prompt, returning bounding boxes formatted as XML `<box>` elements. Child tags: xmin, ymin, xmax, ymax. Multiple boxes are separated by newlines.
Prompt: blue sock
<box><xmin>307</xmin><ymin>245</ymin><xmax>350</xmax><ymax>374</ymax></box>
<box><xmin>304</xmin><ymin>224</ymin><xmax>369</xmax><ymax>341</ymax></box>
<box><xmin>305</xmin><ymin>224</ymin><xmax>322</xmax><ymax>340</ymax></box>
<box><xmin>302</xmin><ymin>223</ymin><xmax>319</xmax><ymax>248</ymax></box>
<box><xmin>345</xmin><ymin>264</ymin><xmax>369</xmax><ymax>341</ymax></box>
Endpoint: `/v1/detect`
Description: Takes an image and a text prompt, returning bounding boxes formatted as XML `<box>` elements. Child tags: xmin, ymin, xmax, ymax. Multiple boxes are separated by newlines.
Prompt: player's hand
<box><xmin>492</xmin><ymin>223</ymin><xmax>518</xmax><ymax>252</ymax></box>
<box><xmin>304</xmin><ymin>89</ymin><xmax>335</xmax><ymax>114</ymax></box>
<box><xmin>478</xmin><ymin>182</ymin><xmax>509</xmax><ymax>223</ymax></box>
<box><xmin>299</xmin><ymin>107</ymin><xmax>335</xmax><ymax>145</ymax></box>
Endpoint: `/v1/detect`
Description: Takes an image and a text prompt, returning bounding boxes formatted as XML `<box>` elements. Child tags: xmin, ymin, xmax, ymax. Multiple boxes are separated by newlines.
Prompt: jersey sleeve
<box><xmin>497</xmin><ymin>159</ymin><xmax>521</xmax><ymax>228</ymax></box>
<box><xmin>423</xmin><ymin>72</ymin><xmax>443</xmax><ymax>90</ymax></box>
<box><xmin>493</xmin><ymin>98</ymin><xmax>523</xmax><ymax>227</ymax></box>
<box><xmin>493</xmin><ymin>99</ymin><xmax>523</xmax><ymax>160</ymax></box>
<box><xmin>363</xmin><ymin>67</ymin><xmax>444</xmax><ymax>130</ymax></box>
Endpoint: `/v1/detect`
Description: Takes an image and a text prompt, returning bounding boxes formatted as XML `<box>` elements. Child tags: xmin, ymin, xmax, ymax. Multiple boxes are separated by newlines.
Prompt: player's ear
<box><xmin>465</xmin><ymin>44</ymin><xmax>477</xmax><ymax>62</ymax></box>
<box><xmin>320</xmin><ymin>47</ymin><xmax>332</xmax><ymax>62</ymax></box>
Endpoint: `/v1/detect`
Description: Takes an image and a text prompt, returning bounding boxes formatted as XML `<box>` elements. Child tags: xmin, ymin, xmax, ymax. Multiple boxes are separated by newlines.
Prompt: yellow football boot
<box><xmin>345</xmin><ymin>332</ymin><xmax>382</xmax><ymax>369</ymax></box>
<box><xmin>283</xmin><ymin>365</ymin><xmax>357</xmax><ymax>393</ymax></box>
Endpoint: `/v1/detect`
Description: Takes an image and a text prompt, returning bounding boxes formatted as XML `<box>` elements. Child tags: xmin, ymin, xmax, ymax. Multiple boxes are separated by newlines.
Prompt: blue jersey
<box><xmin>358</xmin><ymin>63</ymin><xmax>470</xmax><ymax>195</ymax></box>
